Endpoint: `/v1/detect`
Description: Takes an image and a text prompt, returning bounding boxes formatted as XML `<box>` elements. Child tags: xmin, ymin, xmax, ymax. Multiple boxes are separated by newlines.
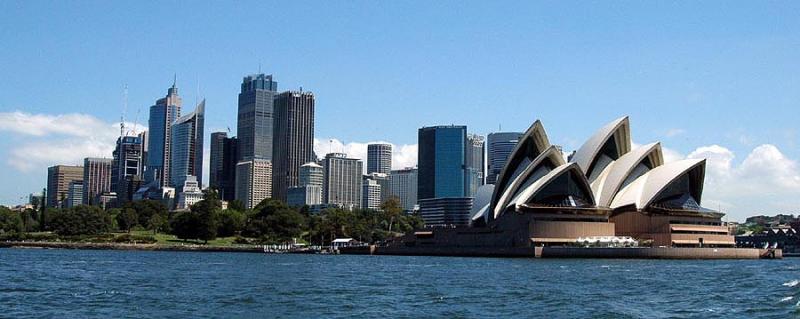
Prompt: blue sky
<box><xmin>1</xmin><ymin>1</ymin><xmax>799</xmax><ymax>221</ymax></box>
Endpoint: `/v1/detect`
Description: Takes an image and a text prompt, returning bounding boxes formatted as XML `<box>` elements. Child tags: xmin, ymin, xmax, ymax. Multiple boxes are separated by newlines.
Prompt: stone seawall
<box><xmin>341</xmin><ymin>245</ymin><xmax>780</xmax><ymax>259</ymax></box>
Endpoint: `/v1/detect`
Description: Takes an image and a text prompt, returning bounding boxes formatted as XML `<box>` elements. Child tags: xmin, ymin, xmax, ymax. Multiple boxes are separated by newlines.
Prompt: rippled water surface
<box><xmin>0</xmin><ymin>249</ymin><xmax>798</xmax><ymax>318</ymax></box>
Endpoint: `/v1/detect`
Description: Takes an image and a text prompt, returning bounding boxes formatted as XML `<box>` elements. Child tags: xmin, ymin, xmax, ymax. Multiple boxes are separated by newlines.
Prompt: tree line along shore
<box><xmin>0</xmin><ymin>189</ymin><xmax>424</xmax><ymax>248</ymax></box>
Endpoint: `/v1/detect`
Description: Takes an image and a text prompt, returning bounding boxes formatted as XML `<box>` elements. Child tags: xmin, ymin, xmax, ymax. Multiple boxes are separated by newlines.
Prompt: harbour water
<box><xmin>0</xmin><ymin>249</ymin><xmax>797</xmax><ymax>318</ymax></box>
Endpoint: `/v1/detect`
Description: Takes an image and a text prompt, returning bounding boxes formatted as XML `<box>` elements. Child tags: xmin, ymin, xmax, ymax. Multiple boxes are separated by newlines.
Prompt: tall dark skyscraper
<box><xmin>272</xmin><ymin>90</ymin><xmax>315</xmax><ymax>201</ymax></box>
<box><xmin>219</xmin><ymin>136</ymin><xmax>239</xmax><ymax>201</ymax></box>
<box><xmin>111</xmin><ymin>135</ymin><xmax>144</xmax><ymax>204</ymax></box>
<box><xmin>169</xmin><ymin>100</ymin><xmax>205</xmax><ymax>189</ymax></box>
<box><xmin>486</xmin><ymin>132</ymin><xmax>522</xmax><ymax>184</ymax></box>
<box><xmin>145</xmin><ymin>81</ymin><xmax>182</xmax><ymax>187</ymax></box>
<box><xmin>367</xmin><ymin>143</ymin><xmax>392</xmax><ymax>175</ymax></box>
<box><xmin>417</xmin><ymin>125</ymin><xmax>467</xmax><ymax>200</ymax></box>
<box><xmin>237</xmin><ymin>73</ymin><xmax>277</xmax><ymax>161</ymax></box>
<box><xmin>209</xmin><ymin>132</ymin><xmax>227</xmax><ymax>189</ymax></box>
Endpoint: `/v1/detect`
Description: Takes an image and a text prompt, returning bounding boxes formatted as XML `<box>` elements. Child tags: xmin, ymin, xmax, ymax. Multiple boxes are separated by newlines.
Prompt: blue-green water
<box><xmin>0</xmin><ymin>249</ymin><xmax>798</xmax><ymax>318</ymax></box>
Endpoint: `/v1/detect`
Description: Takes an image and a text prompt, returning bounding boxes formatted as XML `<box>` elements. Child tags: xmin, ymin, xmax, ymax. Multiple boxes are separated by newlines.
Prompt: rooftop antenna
<box><xmin>120</xmin><ymin>84</ymin><xmax>128</xmax><ymax>137</ymax></box>
<box><xmin>173</xmin><ymin>73</ymin><xmax>177</xmax><ymax>88</ymax></box>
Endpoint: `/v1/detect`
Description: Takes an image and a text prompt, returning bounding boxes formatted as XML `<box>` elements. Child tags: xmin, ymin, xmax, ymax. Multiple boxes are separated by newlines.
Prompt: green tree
<box><xmin>218</xmin><ymin>209</ymin><xmax>246</xmax><ymax>237</ymax></box>
<box><xmin>227</xmin><ymin>199</ymin><xmax>246</xmax><ymax>213</ymax></box>
<box><xmin>0</xmin><ymin>207</ymin><xmax>24</xmax><ymax>235</ymax></box>
<box><xmin>122</xmin><ymin>200</ymin><xmax>168</xmax><ymax>228</ymax></box>
<box><xmin>49</xmin><ymin>205</ymin><xmax>112</xmax><ymax>236</ymax></box>
<box><xmin>381</xmin><ymin>198</ymin><xmax>403</xmax><ymax>233</ymax></box>
<box><xmin>116</xmin><ymin>208</ymin><xmax>138</xmax><ymax>233</ymax></box>
<box><xmin>147</xmin><ymin>214</ymin><xmax>167</xmax><ymax>234</ymax></box>
<box><xmin>170</xmin><ymin>211</ymin><xmax>197</xmax><ymax>241</ymax></box>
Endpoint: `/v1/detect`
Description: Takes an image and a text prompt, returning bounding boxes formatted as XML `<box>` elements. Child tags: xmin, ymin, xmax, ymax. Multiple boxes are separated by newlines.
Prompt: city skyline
<box><xmin>2</xmin><ymin>2</ymin><xmax>800</xmax><ymax>221</ymax></box>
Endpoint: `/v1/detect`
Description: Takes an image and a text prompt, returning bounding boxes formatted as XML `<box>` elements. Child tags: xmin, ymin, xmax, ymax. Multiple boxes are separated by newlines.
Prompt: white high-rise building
<box><xmin>322</xmin><ymin>153</ymin><xmax>363</xmax><ymax>210</ymax></box>
<box><xmin>389</xmin><ymin>167</ymin><xmax>418</xmax><ymax>212</ymax></box>
<box><xmin>362</xmin><ymin>177</ymin><xmax>382</xmax><ymax>210</ymax></box>
<box><xmin>176</xmin><ymin>175</ymin><xmax>203</xmax><ymax>210</ymax></box>
<box><xmin>287</xmin><ymin>162</ymin><xmax>324</xmax><ymax>207</ymax></box>
<box><xmin>235</xmin><ymin>159</ymin><xmax>272</xmax><ymax>209</ymax></box>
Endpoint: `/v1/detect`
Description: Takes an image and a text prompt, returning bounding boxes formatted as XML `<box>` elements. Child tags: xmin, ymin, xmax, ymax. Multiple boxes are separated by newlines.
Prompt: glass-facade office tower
<box><xmin>83</xmin><ymin>157</ymin><xmax>112</xmax><ymax>205</ymax></box>
<box><xmin>209</xmin><ymin>132</ymin><xmax>228</xmax><ymax>190</ymax></box>
<box><xmin>170</xmin><ymin>100</ymin><xmax>205</xmax><ymax>190</ymax></box>
<box><xmin>417</xmin><ymin>125</ymin><xmax>467</xmax><ymax>200</ymax></box>
<box><xmin>209</xmin><ymin>132</ymin><xmax>238</xmax><ymax>200</ymax></box>
<box><xmin>465</xmin><ymin>134</ymin><xmax>485</xmax><ymax>197</ymax></box>
<box><xmin>486</xmin><ymin>132</ymin><xmax>522</xmax><ymax>184</ymax></box>
<box><xmin>272</xmin><ymin>90</ymin><xmax>315</xmax><ymax>201</ymax></box>
<box><xmin>146</xmin><ymin>82</ymin><xmax>182</xmax><ymax>187</ymax></box>
<box><xmin>219</xmin><ymin>137</ymin><xmax>239</xmax><ymax>201</ymax></box>
<box><xmin>367</xmin><ymin>143</ymin><xmax>392</xmax><ymax>175</ymax></box>
<box><xmin>322</xmin><ymin>153</ymin><xmax>363</xmax><ymax>210</ymax></box>
<box><xmin>47</xmin><ymin>165</ymin><xmax>83</xmax><ymax>208</ymax></box>
<box><xmin>237</xmin><ymin>74</ymin><xmax>277</xmax><ymax>162</ymax></box>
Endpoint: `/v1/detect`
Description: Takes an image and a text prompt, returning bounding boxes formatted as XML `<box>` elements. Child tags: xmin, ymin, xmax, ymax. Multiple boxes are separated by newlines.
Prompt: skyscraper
<box><xmin>111</xmin><ymin>135</ymin><xmax>144</xmax><ymax>205</ymax></box>
<box><xmin>287</xmin><ymin>162</ymin><xmax>324</xmax><ymax>207</ymax></box>
<box><xmin>146</xmin><ymin>81</ymin><xmax>182</xmax><ymax>187</ymax></box>
<box><xmin>362</xmin><ymin>177</ymin><xmax>382</xmax><ymax>210</ymax></box>
<box><xmin>389</xmin><ymin>167</ymin><xmax>418</xmax><ymax>212</ymax></box>
<box><xmin>272</xmin><ymin>90</ymin><xmax>315</xmax><ymax>201</ymax></box>
<box><xmin>219</xmin><ymin>136</ymin><xmax>239</xmax><ymax>202</ymax></box>
<box><xmin>417</xmin><ymin>125</ymin><xmax>467</xmax><ymax>200</ymax></box>
<box><xmin>209</xmin><ymin>132</ymin><xmax>227</xmax><ymax>190</ymax></box>
<box><xmin>170</xmin><ymin>100</ymin><xmax>205</xmax><ymax>190</ymax></box>
<box><xmin>47</xmin><ymin>165</ymin><xmax>83</xmax><ymax>208</ymax></box>
<box><xmin>237</xmin><ymin>73</ymin><xmax>277</xmax><ymax>161</ymax></box>
<box><xmin>367</xmin><ymin>143</ymin><xmax>392</xmax><ymax>175</ymax></box>
<box><xmin>486</xmin><ymin>132</ymin><xmax>522</xmax><ymax>184</ymax></box>
<box><xmin>465</xmin><ymin>134</ymin><xmax>485</xmax><ymax>197</ymax></box>
<box><xmin>83</xmin><ymin>157</ymin><xmax>112</xmax><ymax>205</ymax></box>
<box><xmin>235</xmin><ymin>159</ymin><xmax>272</xmax><ymax>209</ymax></box>
<box><xmin>299</xmin><ymin>162</ymin><xmax>324</xmax><ymax>187</ymax></box>
<box><xmin>66</xmin><ymin>180</ymin><xmax>84</xmax><ymax>208</ymax></box>
<box><xmin>322</xmin><ymin>153</ymin><xmax>363</xmax><ymax>210</ymax></box>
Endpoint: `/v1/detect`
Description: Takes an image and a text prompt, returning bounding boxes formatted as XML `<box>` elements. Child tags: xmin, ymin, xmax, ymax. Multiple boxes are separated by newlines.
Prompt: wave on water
<box><xmin>782</xmin><ymin>280</ymin><xmax>799</xmax><ymax>287</ymax></box>
<box><xmin>780</xmin><ymin>296</ymin><xmax>793</xmax><ymax>302</ymax></box>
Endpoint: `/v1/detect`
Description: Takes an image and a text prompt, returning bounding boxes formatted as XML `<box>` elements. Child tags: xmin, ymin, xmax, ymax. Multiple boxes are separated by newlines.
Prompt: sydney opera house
<box><xmin>397</xmin><ymin>116</ymin><xmax>736</xmax><ymax>251</ymax></box>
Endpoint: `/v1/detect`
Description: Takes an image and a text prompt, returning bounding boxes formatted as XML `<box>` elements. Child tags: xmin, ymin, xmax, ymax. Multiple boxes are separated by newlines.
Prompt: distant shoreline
<box><xmin>1</xmin><ymin>241</ymin><xmax>268</xmax><ymax>253</ymax></box>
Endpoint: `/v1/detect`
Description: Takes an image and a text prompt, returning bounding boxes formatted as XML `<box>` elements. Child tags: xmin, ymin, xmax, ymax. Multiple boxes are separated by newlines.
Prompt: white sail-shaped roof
<box><xmin>610</xmin><ymin>159</ymin><xmax>706</xmax><ymax>210</ymax></box>
<box><xmin>591</xmin><ymin>142</ymin><xmax>664</xmax><ymax>207</ymax></box>
<box><xmin>489</xmin><ymin>120</ymin><xmax>551</xmax><ymax>215</ymax></box>
<box><xmin>512</xmin><ymin>162</ymin><xmax>595</xmax><ymax>208</ymax></box>
<box><xmin>492</xmin><ymin>145</ymin><xmax>565</xmax><ymax>218</ymax></box>
<box><xmin>570</xmin><ymin>116</ymin><xmax>631</xmax><ymax>183</ymax></box>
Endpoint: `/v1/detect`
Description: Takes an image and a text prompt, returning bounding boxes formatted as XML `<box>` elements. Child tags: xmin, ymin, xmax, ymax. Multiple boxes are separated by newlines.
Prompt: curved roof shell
<box><xmin>610</xmin><ymin>158</ymin><xmax>706</xmax><ymax>210</ymax></box>
<box><xmin>570</xmin><ymin>116</ymin><xmax>631</xmax><ymax>183</ymax></box>
<box><xmin>512</xmin><ymin>162</ymin><xmax>596</xmax><ymax>208</ymax></box>
<box><xmin>591</xmin><ymin>142</ymin><xmax>664</xmax><ymax>207</ymax></box>
<box><xmin>492</xmin><ymin>145</ymin><xmax>565</xmax><ymax>218</ymax></box>
<box><xmin>489</xmin><ymin>121</ymin><xmax>551</xmax><ymax>215</ymax></box>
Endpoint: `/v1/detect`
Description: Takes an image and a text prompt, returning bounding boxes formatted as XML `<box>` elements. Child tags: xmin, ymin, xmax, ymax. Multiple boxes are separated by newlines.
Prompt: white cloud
<box><xmin>313</xmin><ymin>138</ymin><xmax>418</xmax><ymax>173</ymax></box>
<box><xmin>0</xmin><ymin>111</ymin><xmax>144</xmax><ymax>172</ymax></box>
<box><xmin>686</xmin><ymin>144</ymin><xmax>800</xmax><ymax>221</ymax></box>
<box><xmin>664</xmin><ymin>128</ymin><xmax>686</xmax><ymax>138</ymax></box>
